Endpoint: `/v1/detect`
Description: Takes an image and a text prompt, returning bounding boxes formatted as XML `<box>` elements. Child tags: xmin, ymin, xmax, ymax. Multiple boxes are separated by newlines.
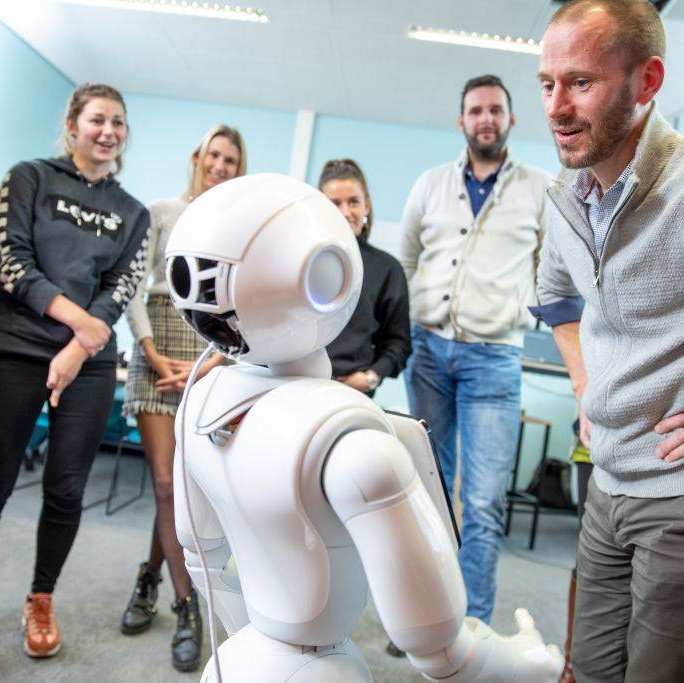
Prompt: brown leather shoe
<box><xmin>560</xmin><ymin>659</ymin><xmax>576</xmax><ymax>683</ymax></box>
<box><xmin>23</xmin><ymin>593</ymin><xmax>61</xmax><ymax>658</ymax></box>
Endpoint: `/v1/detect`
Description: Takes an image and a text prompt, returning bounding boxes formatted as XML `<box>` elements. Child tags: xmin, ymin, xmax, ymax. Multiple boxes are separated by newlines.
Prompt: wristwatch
<box><xmin>364</xmin><ymin>369</ymin><xmax>381</xmax><ymax>391</ymax></box>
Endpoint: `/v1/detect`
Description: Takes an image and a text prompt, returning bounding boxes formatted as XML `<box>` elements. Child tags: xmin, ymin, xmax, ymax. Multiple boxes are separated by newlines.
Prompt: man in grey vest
<box><xmin>533</xmin><ymin>1</ymin><xmax>684</xmax><ymax>681</ymax></box>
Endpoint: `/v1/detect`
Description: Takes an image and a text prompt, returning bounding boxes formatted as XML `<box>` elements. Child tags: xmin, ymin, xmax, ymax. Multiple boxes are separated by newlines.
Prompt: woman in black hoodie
<box><xmin>318</xmin><ymin>159</ymin><xmax>411</xmax><ymax>396</ymax></box>
<box><xmin>0</xmin><ymin>83</ymin><xmax>149</xmax><ymax>659</ymax></box>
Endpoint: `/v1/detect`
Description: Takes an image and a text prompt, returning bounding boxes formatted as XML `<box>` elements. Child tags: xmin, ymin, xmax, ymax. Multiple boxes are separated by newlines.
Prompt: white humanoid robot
<box><xmin>165</xmin><ymin>174</ymin><xmax>563</xmax><ymax>683</ymax></box>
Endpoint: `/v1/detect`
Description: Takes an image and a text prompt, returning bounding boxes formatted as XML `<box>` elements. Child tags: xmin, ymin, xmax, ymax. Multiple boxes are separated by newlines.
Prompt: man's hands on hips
<box><xmin>579</xmin><ymin>408</ymin><xmax>592</xmax><ymax>449</ymax></box>
<box><xmin>576</xmin><ymin>408</ymin><xmax>684</xmax><ymax>463</ymax></box>
<box><xmin>655</xmin><ymin>412</ymin><xmax>684</xmax><ymax>463</ymax></box>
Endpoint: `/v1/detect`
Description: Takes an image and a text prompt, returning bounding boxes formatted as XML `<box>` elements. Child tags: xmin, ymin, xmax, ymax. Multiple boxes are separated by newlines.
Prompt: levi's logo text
<box><xmin>49</xmin><ymin>194</ymin><xmax>123</xmax><ymax>239</ymax></box>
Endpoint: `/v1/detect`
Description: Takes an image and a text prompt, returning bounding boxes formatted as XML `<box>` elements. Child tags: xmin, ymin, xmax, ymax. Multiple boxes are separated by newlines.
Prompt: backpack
<box><xmin>526</xmin><ymin>457</ymin><xmax>574</xmax><ymax>509</ymax></box>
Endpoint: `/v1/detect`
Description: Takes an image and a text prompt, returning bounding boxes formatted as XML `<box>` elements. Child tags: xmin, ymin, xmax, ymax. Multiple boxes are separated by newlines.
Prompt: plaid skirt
<box><xmin>123</xmin><ymin>296</ymin><xmax>207</xmax><ymax>417</ymax></box>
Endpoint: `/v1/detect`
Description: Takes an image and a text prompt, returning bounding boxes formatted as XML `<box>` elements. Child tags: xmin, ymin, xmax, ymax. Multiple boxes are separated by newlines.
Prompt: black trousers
<box><xmin>576</xmin><ymin>460</ymin><xmax>593</xmax><ymax>522</ymax></box>
<box><xmin>0</xmin><ymin>352</ymin><xmax>115</xmax><ymax>593</ymax></box>
<box><xmin>571</xmin><ymin>460</ymin><xmax>594</xmax><ymax>583</ymax></box>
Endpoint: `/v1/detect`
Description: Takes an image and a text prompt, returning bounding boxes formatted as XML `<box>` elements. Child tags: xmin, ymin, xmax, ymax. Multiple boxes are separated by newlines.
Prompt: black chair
<box><xmin>83</xmin><ymin>386</ymin><xmax>147</xmax><ymax>515</ymax></box>
<box><xmin>17</xmin><ymin>388</ymin><xmax>146</xmax><ymax>514</ymax></box>
<box><xmin>504</xmin><ymin>413</ymin><xmax>552</xmax><ymax>550</ymax></box>
<box><xmin>84</xmin><ymin>419</ymin><xmax>146</xmax><ymax>514</ymax></box>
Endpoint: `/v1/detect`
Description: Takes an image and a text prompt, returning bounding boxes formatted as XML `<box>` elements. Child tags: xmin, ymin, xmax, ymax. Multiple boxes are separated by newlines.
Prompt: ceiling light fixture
<box><xmin>408</xmin><ymin>25</ymin><xmax>541</xmax><ymax>55</ymax></box>
<box><xmin>56</xmin><ymin>0</ymin><xmax>268</xmax><ymax>23</ymax></box>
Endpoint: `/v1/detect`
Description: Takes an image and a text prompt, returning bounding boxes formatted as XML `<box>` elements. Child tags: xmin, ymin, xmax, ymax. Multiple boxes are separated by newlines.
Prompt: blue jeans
<box><xmin>405</xmin><ymin>325</ymin><xmax>521</xmax><ymax>622</ymax></box>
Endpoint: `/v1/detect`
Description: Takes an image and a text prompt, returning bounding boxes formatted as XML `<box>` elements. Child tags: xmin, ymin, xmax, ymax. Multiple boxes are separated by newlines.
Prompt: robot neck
<box><xmin>268</xmin><ymin>348</ymin><xmax>332</xmax><ymax>379</ymax></box>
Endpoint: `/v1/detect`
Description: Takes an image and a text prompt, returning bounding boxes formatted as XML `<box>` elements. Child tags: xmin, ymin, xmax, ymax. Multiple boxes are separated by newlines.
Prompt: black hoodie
<box><xmin>0</xmin><ymin>157</ymin><xmax>149</xmax><ymax>362</ymax></box>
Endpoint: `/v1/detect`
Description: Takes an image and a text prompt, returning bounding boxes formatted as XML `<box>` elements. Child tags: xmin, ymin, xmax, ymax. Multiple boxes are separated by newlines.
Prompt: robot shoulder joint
<box><xmin>323</xmin><ymin>429</ymin><xmax>416</xmax><ymax>522</ymax></box>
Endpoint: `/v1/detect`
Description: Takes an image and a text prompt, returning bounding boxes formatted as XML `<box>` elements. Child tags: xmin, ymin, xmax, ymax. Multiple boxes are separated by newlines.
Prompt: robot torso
<box><xmin>179</xmin><ymin>363</ymin><xmax>394</xmax><ymax>647</ymax></box>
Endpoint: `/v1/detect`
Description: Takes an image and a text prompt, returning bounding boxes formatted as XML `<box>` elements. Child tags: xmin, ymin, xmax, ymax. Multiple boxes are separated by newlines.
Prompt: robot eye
<box><xmin>166</xmin><ymin>255</ymin><xmax>233</xmax><ymax>314</ymax></box>
<box><xmin>169</xmin><ymin>256</ymin><xmax>192</xmax><ymax>300</ymax></box>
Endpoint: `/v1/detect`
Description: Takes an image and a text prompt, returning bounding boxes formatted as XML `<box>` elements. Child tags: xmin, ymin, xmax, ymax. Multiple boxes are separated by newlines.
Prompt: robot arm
<box><xmin>322</xmin><ymin>429</ymin><xmax>562</xmax><ymax>683</ymax></box>
<box><xmin>173</xmin><ymin>447</ymin><xmax>249</xmax><ymax>634</ymax></box>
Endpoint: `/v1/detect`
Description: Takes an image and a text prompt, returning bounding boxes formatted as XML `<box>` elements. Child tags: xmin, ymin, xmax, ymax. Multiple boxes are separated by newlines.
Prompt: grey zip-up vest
<box><xmin>537</xmin><ymin>105</ymin><xmax>684</xmax><ymax>498</ymax></box>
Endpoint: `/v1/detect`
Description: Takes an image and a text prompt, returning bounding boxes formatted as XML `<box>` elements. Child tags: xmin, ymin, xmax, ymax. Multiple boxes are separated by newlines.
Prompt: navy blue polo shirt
<box><xmin>464</xmin><ymin>163</ymin><xmax>502</xmax><ymax>217</ymax></box>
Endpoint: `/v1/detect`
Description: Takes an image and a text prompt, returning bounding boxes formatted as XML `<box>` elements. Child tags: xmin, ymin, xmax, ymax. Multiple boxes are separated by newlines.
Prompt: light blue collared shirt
<box><xmin>572</xmin><ymin>161</ymin><xmax>634</xmax><ymax>257</ymax></box>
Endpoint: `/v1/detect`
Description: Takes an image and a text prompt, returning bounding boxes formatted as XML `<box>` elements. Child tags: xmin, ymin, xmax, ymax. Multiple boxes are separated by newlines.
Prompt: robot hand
<box><xmin>486</xmin><ymin>608</ymin><xmax>563</xmax><ymax>682</ymax></box>
<box><xmin>420</xmin><ymin>608</ymin><xmax>563</xmax><ymax>683</ymax></box>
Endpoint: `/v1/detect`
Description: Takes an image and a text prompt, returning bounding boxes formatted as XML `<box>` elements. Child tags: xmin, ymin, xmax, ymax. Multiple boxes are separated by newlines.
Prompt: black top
<box><xmin>0</xmin><ymin>157</ymin><xmax>150</xmax><ymax>362</ymax></box>
<box><xmin>327</xmin><ymin>235</ymin><xmax>411</xmax><ymax>382</ymax></box>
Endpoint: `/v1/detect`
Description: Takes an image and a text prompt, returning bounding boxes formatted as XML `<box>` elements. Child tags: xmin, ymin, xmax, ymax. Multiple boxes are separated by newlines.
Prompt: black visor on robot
<box><xmin>168</xmin><ymin>254</ymin><xmax>249</xmax><ymax>357</ymax></box>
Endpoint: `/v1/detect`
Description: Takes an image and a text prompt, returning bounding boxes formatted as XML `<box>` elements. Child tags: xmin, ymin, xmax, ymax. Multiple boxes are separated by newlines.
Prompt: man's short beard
<box><xmin>555</xmin><ymin>80</ymin><xmax>635</xmax><ymax>169</ymax></box>
<box><xmin>465</xmin><ymin>128</ymin><xmax>509</xmax><ymax>160</ymax></box>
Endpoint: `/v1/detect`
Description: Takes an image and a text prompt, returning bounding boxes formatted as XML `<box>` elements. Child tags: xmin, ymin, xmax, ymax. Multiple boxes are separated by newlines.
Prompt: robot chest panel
<box><xmin>186</xmin><ymin>380</ymin><xmax>386</xmax><ymax>625</ymax></box>
<box><xmin>188</xmin><ymin>377</ymin><xmax>388</xmax><ymax>519</ymax></box>
<box><xmin>192</xmin><ymin>420</ymin><xmax>335</xmax><ymax>623</ymax></box>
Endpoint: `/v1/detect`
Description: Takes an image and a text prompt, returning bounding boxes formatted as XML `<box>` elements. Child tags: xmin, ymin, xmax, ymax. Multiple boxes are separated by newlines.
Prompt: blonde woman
<box><xmin>0</xmin><ymin>83</ymin><xmax>149</xmax><ymax>659</ymax></box>
<box><xmin>120</xmin><ymin>125</ymin><xmax>246</xmax><ymax>672</ymax></box>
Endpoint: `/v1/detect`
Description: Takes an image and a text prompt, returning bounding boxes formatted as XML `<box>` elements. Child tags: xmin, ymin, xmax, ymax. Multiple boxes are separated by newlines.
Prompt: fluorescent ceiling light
<box><xmin>56</xmin><ymin>0</ymin><xmax>268</xmax><ymax>22</ymax></box>
<box><xmin>408</xmin><ymin>25</ymin><xmax>541</xmax><ymax>55</ymax></box>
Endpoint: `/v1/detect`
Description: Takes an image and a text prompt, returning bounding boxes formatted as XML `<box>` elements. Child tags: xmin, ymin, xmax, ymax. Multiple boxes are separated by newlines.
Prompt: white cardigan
<box><xmin>400</xmin><ymin>151</ymin><xmax>551</xmax><ymax>347</ymax></box>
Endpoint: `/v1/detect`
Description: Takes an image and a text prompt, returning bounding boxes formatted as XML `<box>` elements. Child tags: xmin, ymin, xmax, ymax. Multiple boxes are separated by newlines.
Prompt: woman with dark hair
<box><xmin>120</xmin><ymin>124</ymin><xmax>246</xmax><ymax>672</ymax></box>
<box><xmin>318</xmin><ymin>159</ymin><xmax>411</xmax><ymax>395</ymax></box>
<box><xmin>0</xmin><ymin>82</ymin><xmax>149</xmax><ymax>659</ymax></box>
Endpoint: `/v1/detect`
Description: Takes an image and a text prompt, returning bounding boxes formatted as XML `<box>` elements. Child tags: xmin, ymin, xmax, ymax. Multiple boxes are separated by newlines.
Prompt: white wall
<box><xmin>0</xmin><ymin>22</ymin><xmax>73</xmax><ymax>173</ymax></box>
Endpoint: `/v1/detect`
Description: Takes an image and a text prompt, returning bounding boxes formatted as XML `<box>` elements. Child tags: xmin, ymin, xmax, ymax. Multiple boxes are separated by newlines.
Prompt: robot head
<box><xmin>165</xmin><ymin>173</ymin><xmax>363</xmax><ymax>365</ymax></box>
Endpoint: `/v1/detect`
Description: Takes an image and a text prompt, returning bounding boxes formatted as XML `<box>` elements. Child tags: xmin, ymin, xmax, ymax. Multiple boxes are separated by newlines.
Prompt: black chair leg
<box><xmin>82</xmin><ymin>442</ymin><xmax>124</xmax><ymax>511</ymax></box>
<box><xmin>15</xmin><ymin>477</ymin><xmax>42</xmax><ymax>491</ymax></box>
<box><xmin>105</xmin><ymin>446</ymin><xmax>147</xmax><ymax>515</ymax></box>
<box><xmin>529</xmin><ymin>503</ymin><xmax>540</xmax><ymax>550</ymax></box>
<box><xmin>504</xmin><ymin>502</ymin><xmax>513</xmax><ymax>536</ymax></box>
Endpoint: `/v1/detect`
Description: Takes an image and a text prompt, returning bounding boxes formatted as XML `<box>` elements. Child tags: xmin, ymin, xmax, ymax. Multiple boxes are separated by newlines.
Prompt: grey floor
<box><xmin>0</xmin><ymin>451</ymin><xmax>577</xmax><ymax>682</ymax></box>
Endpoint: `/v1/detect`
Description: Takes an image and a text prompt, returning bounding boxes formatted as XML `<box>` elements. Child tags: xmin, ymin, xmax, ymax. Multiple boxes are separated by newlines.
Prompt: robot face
<box><xmin>166</xmin><ymin>255</ymin><xmax>249</xmax><ymax>356</ymax></box>
<box><xmin>165</xmin><ymin>174</ymin><xmax>363</xmax><ymax>364</ymax></box>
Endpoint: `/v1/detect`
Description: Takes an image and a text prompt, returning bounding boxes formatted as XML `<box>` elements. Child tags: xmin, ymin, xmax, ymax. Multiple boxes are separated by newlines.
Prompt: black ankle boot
<box><xmin>171</xmin><ymin>589</ymin><xmax>202</xmax><ymax>672</ymax></box>
<box><xmin>121</xmin><ymin>562</ymin><xmax>162</xmax><ymax>635</ymax></box>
